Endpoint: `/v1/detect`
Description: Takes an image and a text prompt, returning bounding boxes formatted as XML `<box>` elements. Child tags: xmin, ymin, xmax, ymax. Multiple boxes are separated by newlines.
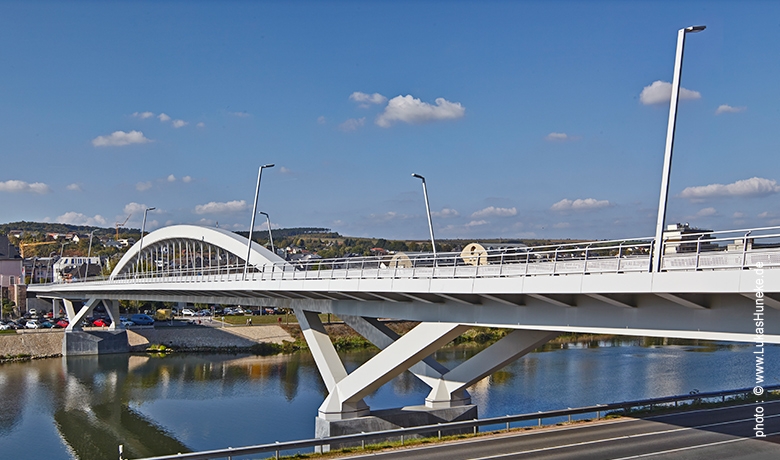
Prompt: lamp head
<box><xmin>411</xmin><ymin>173</ymin><xmax>425</xmax><ymax>180</ymax></box>
<box><xmin>261</xmin><ymin>164</ymin><xmax>275</xmax><ymax>168</ymax></box>
<box><xmin>685</xmin><ymin>25</ymin><xmax>706</xmax><ymax>33</ymax></box>
<box><xmin>146</xmin><ymin>207</ymin><xmax>156</xmax><ymax>212</ymax></box>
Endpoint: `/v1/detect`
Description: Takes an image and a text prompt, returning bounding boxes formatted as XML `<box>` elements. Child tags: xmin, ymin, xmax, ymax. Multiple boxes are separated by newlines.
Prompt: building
<box><xmin>0</xmin><ymin>235</ymin><xmax>25</xmax><ymax>313</ymax></box>
<box><xmin>662</xmin><ymin>223</ymin><xmax>716</xmax><ymax>254</ymax></box>
<box><xmin>52</xmin><ymin>256</ymin><xmax>102</xmax><ymax>282</ymax></box>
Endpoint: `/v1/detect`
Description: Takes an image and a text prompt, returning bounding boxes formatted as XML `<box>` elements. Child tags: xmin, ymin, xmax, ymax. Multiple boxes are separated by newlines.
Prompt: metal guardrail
<box><xmin>36</xmin><ymin>226</ymin><xmax>780</xmax><ymax>288</ymax></box>
<box><xmin>129</xmin><ymin>385</ymin><xmax>780</xmax><ymax>460</ymax></box>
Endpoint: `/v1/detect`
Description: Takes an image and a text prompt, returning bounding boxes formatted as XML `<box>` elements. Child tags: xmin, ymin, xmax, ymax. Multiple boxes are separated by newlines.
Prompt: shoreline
<box><xmin>0</xmin><ymin>322</ymin><xmax>726</xmax><ymax>364</ymax></box>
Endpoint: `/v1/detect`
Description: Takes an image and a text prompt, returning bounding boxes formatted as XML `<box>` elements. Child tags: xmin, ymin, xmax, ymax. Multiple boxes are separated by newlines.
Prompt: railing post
<box><xmin>694</xmin><ymin>234</ymin><xmax>704</xmax><ymax>269</ymax></box>
<box><xmin>742</xmin><ymin>231</ymin><xmax>752</xmax><ymax>268</ymax></box>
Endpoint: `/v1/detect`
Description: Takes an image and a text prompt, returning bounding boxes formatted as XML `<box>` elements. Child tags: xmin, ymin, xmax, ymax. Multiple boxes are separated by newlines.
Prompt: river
<box><xmin>0</xmin><ymin>338</ymin><xmax>776</xmax><ymax>459</ymax></box>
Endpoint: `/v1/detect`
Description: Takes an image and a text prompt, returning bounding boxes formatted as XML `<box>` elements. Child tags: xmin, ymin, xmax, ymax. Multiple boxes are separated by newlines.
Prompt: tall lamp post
<box><xmin>83</xmin><ymin>230</ymin><xmax>95</xmax><ymax>280</ymax></box>
<box><xmin>652</xmin><ymin>25</ymin><xmax>706</xmax><ymax>273</ymax></box>
<box><xmin>259</xmin><ymin>211</ymin><xmax>275</xmax><ymax>255</ymax></box>
<box><xmin>412</xmin><ymin>173</ymin><xmax>437</xmax><ymax>257</ymax></box>
<box><xmin>138</xmin><ymin>207</ymin><xmax>156</xmax><ymax>276</ymax></box>
<box><xmin>244</xmin><ymin>164</ymin><xmax>274</xmax><ymax>279</ymax></box>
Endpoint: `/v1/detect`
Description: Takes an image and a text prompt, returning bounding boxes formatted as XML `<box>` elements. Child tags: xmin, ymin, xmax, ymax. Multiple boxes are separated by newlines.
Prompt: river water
<box><xmin>0</xmin><ymin>338</ymin><xmax>776</xmax><ymax>459</ymax></box>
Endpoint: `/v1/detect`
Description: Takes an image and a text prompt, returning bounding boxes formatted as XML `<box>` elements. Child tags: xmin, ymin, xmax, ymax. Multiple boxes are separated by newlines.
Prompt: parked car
<box><xmin>181</xmin><ymin>308</ymin><xmax>196</xmax><ymax>317</ymax></box>
<box><xmin>28</xmin><ymin>308</ymin><xmax>37</xmax><ymax>317</ymax></box>
<box><xmin>130</xmin><ymin>314</ymin><xmax>154</xmax><ymax>326</ymax></box>
<box><xmin>25</xmin><ymin>320</ymin><xmax>41</xmax><ymax>329</ymax></box>
<box><xmin>120</xmin><ymin>319</ymin><xmax>135</xmax><ymax>328</ymax></box>
<box><xmin>55</xmin><ymin>319</ymin><xmax>69</xmax><ymax>328</ymax></box>
<box><xmin>40</xmin><ymin>321</ymin><xmax>55</xmax><ymax>329</ymax></box>
<box><xmin>0</xmin><ymin>321</ymin><xmax>12</xmax><ymax>330</ymax></box>
<box><xmin>197</xmin><ymin>310</ymin><xmax>212</xmax><ymax>316</ymax></box>
<box><xmin>92</xmin><ymin>318</ymin><xmax>109</xmax><ymax>327</ymax></box>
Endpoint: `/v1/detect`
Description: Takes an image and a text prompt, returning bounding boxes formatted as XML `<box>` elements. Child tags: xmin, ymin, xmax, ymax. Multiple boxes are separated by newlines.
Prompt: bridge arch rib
<box><xmin>110</xmin><ymin>224</ymin><xmax>287</xmax><ymax>280</ymax></box>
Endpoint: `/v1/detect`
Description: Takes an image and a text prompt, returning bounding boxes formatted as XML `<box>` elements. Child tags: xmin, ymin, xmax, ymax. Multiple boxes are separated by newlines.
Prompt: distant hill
<box><xmin>1</xmin><ymin>221</ymin><xmax>338</xmax><ymax>240</ymax></box>
<box><xmin>0</xmin><ymin>221</ymin><xmax>134</xmax><ymax>238</ymax></box>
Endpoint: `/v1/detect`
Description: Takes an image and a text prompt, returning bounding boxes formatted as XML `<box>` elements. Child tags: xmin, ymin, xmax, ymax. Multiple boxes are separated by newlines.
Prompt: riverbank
<box><xmin>0</xmin><ymin>321</ymin><xmax>707</xmax><ymax>364</ymax></box>
<box><xmin>0</xmin><ymin>324</ymin><xmax>296</xmax><ymax>363</ymax></box>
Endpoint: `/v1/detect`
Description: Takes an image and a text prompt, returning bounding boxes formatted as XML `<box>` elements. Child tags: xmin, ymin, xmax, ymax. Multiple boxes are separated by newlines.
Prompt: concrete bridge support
<box><xmin>61</xmin><ymin>298</ymin><xmax>129</xmax><ymax>356</ymax></box>
<box><xmin>295</xmin><ymin>308</ymin><xmax>560</xmax><ymax>446</ymax></box>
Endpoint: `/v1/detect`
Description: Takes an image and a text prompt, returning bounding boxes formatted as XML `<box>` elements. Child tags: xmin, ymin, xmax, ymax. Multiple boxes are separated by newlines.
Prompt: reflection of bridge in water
<box><xmin>29</xmin><ymin>223</ymin><xmax>780</xmax><ymax>438</ymax></box>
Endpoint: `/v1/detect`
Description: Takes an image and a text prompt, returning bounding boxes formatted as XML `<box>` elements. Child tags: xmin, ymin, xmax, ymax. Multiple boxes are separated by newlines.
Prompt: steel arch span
<box><xmin>110</xmin><ymin>224</ymin><xmax>287</xmax><ymax>280</ymax></box>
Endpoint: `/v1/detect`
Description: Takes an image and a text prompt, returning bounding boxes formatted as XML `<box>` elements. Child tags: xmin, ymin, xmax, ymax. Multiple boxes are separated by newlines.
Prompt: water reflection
<box><xmin>0</xmin><ymin>339</ymin><xmax>776</xmax><ymax>459</ymax></box>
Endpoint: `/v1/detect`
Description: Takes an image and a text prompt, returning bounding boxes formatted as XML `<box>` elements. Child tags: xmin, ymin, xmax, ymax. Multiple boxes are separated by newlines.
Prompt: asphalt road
<box><xmin>343</xmin><ymin>401</ymin><xmax>780</xmax><ymax>460</ymax></box>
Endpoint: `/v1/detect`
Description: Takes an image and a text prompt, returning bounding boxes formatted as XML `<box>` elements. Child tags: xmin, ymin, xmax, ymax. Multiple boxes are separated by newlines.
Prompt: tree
<box><xmin>2</xmin><ymin>298</ymin><xmax>16</xmax><ymax>319</ymax></box>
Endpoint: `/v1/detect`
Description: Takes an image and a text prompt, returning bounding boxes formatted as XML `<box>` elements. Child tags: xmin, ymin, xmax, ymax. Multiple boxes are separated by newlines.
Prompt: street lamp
<box><xmin>83</xmin><ymin>230</ymin><xmax>95</xmax><ymax>281</ymax></box>
<box><xmin>244</xmin><ymin>164</ymin><xmax>275</xmax><ymax>279</ymax></box>
<box><xmin>652</xmin><ymin>25</ymin><xmax>706</xmax><ymax>273</ymax></box>
<box><xmin>412</xmin><ymin>173</ymin><xmax>437</xmax><ymax>257</ymax></box>
<box><xmin>259</xmin><ymin>211</ymin><xmax>275</xmax><ymax>256</ymax></box>
<box><xmin>138</xmin><ymin>207</ymin><xmax>156</xmax><ymax>276</ymax></box>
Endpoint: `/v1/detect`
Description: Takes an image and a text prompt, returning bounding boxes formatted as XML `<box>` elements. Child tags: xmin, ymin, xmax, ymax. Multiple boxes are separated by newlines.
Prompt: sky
<box><xmin>1</xmin><ymin>1</ymin><xmax>779</xmax><ymax>241</ymax></box>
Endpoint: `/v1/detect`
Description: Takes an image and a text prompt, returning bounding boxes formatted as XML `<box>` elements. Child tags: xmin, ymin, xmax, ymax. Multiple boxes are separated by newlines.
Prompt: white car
<box><xmin>181</xmin><ymin>308</ymin><xmax>196</xmax><ymax>317</ymax></box>
<box><xmin>120</xmin><ymin>320</ymin><xmax>135</xmax><ymax>328</ymax></box>
<box><xmin>25</xmin><ymin>320</ymin><xmax>41</xmax><ymax>329</ymax></box>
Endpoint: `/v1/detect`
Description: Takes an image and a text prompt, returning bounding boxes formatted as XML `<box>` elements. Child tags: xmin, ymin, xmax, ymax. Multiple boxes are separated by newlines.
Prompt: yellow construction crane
<box><xmin>115</xmin><ymin>214</ymin><xmax>131</xmax><ymax>240</ymax></box>
<box><xmin>19</xmin><ymin>241</ymin><xmax>57</xmax><ymax>258</ymax></box>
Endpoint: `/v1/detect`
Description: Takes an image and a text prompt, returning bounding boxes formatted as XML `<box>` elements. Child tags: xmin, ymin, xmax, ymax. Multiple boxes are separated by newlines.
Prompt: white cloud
<box><xmin>758</xmin><ymin>211</ymin><xmax>773</xmax><ymax>219</ymax></box>
<box><xmin>367</xmin><ymin>211</ymin><xmax>412</xmax><ymax>223</ymax></box>
<box><xmin>465</xmin><ymin>220</ymin><xmax>488</xmax><ymax>227</ymax></box>
<box><xmin>182</xmin><ymin>175</ymin><xmax>192</xmax><ymax>183</ymax></box>
<box><xmin>158</xmin><ymin>113</ymin><xmax>171</xmax><ymax>122</ymax></box>
<box><xmin>228</xmin><ymin>111</ymin><xmax>251</xmax><ymax>118</ymax></box>
<box><xmin>432</xmin><ymin>208</ymin><xmax>460</xmax><ymax>218</ymax></box>
<box><xmin>172</xmin><ymin>119</ymin><xmax>188</xmax><ymax>128</ymax></box>
<box><xmin>553</xmin><ymin>222</ymin><xmax>571</xmax><ymax>229</ymax></box>
<box><xmin>715</xmin><ymin>104</ymin><xmax>746</xmax><ymax>115</ymax></box>
<box><xmin>471</xmin><ymin>206</ymin><xmax>517</xmax><ymax>218</ymax></box>
<box><xmin>124</xmin><ymin>202</ymin><xmax>158</xmax><ymax>215</ymax></box>
<box><xmin>55</xmin><ymin>212</ymin><xmax>107</xmax><ymax>226</ymax></box>
<box><xmin>132</xmin><ymin>111</ymin><xmax>155</xmax><ymax>119</ymax></box>
<box><xmin>0</xmin><ymin>180</ymin><xmax>51</xmax><ymax>194</ymax></box>
<box><xmin>551</xmin><ymin>198</ymin><xmax>611</xmax><ymax>211</ymax></box>
<box><xmin>733</xmin><ymin>212</ymin><xmax>745</xmax><ymax>218</ymax></box>
<box><xmin>639</xmin><ymin>80</ymin><xmax>701</xmax><ymax>105</ymax></box>
<box><xmin>350</xmin><ymin>92</ymin><xmax>388</xmax><ymax>107</ymax></box>
<box><xmin>167</xmin><ymin>174</ymin><xmax>176</xmax><ymax>182</ymax></box>
<box><xmin>66</xmin><ymin>183</ymin><xmax>82</xmax><ymax>192</ymax></box>
<box><xmin>679</xmin><ymin>177</ymin><xmax>780</xmax><ymax>199</ymax></box>
<box><xmin>196</xmin><ymin>122</ymin><xmax>206</xmax><ymax>128</ymax></box>
<box><xmin>695</xmin><ymin>207</ymin><xmax>717</xmax><ymax>217</ymax></box>
<box><xmin>279</xmin><ymin>166</ymin><xmax>292</xmax><ymax>174</ymax></box>
<box><xmin>546</xmin><ymin>132</ymin><xmax>569</xmax><ymax>141</ymax></box>
<box><xmin>92</xmin><ymin>130</ymin><xmax>151</xmax><ymax>147</ymax></box>
<box><xmin>195</xmin><ymin>200</ymin><xmax>247</xmax><ymax>214</ymax></box>
<box><xmin>317</xmin><ymin>116</ymin><xmax>326</xmax><ymax>124</ymax></box>
<box><xmin>339</xmin><ymin>117</ymin><xmax>365</xmax><ymax>132</ymax></box>
<box><xmin>376</xmin><ymin>95</ymin><xmax>465</xmax><ymax>127</ymax></box>
<box><xmin>136</xmin><ymin>181</ymin><xmax>153</xmax><ymax>191</ymax></box>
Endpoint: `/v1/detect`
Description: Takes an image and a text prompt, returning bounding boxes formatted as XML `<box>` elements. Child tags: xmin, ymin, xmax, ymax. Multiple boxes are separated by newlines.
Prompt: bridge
<box><xmin>28</xmin><ymin>223</ymin><xmax>780</xmax><ymax>438</ymax></box>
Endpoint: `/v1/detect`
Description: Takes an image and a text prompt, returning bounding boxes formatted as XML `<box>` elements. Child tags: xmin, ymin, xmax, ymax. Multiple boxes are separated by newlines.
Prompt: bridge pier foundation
<box><xmin>315</xmin><ymin>404</ymin><xmax>478</xmax><ymax>452</ymax></box>
<box><xmin>62</xmin><ymin>330</ymin><xmax>130</xmax><ymax>356</ymax></box>
<box><xmin>60</xmin><ymin>298</ymin><xmax>130</xmax><ymax>356</ymax></box>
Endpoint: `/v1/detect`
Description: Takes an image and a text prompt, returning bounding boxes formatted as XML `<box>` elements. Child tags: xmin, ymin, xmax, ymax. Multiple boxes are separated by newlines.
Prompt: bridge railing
<box><xmin>47</xmin><ymin>226</ymin><xmax>780</xmax><ymax>286</ymax></box>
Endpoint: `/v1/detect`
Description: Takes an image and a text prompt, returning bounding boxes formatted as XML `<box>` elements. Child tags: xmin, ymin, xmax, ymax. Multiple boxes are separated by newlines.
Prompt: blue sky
<box><xmin>1</xmin><ymin>1</ymin><xmax>779</xmax><ymax>241</ymax></box>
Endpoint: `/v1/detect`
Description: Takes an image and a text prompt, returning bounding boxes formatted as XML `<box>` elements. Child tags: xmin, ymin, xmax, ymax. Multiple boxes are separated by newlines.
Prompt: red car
<box><xmin>92</xmin><ymin>319</ymin><xmax>109</xmax><ymax>327</ymax></box>
<box><xmin>55</xmin><ymin>319</ymin><xmax>69</xmax><ymax>328</ymax></box>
